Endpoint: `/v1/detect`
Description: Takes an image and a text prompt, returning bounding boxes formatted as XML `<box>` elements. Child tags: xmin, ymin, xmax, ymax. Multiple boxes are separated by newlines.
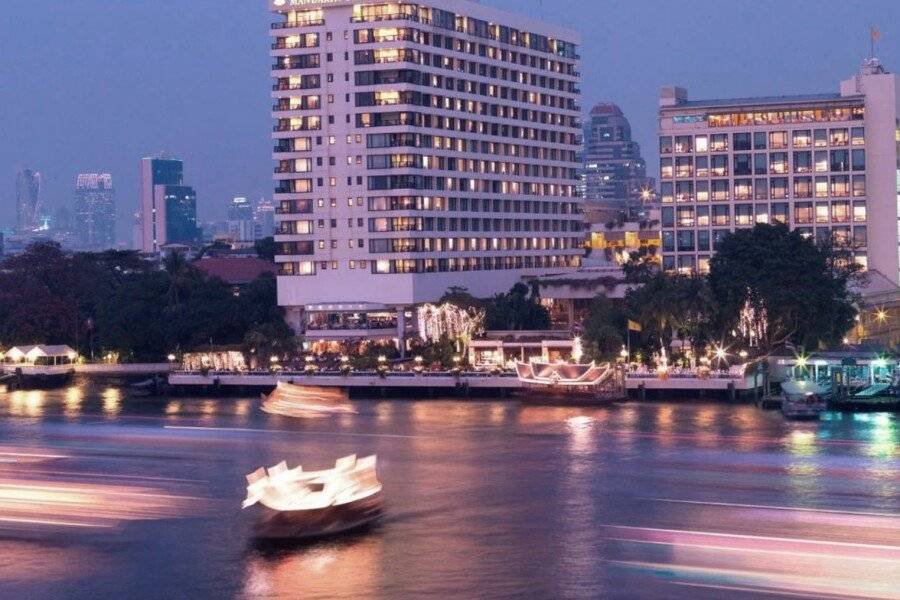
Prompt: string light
<box><xmin>416</xmin><ymin>303</ymin><xmax>485</xmax><ymax>343</ymax></box>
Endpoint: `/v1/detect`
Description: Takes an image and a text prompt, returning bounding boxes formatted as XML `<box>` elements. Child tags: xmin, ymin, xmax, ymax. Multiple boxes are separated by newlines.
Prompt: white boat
<box><xmin>261</xmin><ymin>381</ymin><xmax>356</xmax><ymax>418</ymax></box>
<box><xmin>781</xmin><ymin>379</ymin><xmax>831</xmax><ymax>398</ymax></box>
<box><xmin>1</xmin><ymin>345</ymin><xmax>76</xmax><ymax>388</ymax></box>
<box><xmin>514</xmin><ymin>361</ymin><xmax>621</xmax><ymax>403</ymax></box>
<box><xmin>780</xmin><ymin>379</ymin><xmax>829</xmax><ymax>419</ymax></box>
<box><xmin>243</xmin><ymin>454</ymin><xmax>383</xmax><ymax>540</ymax></box>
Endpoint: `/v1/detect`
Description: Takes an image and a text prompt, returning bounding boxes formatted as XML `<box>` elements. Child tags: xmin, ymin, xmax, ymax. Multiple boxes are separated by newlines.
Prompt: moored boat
<box><xmin>1</xmin><ymin>345</ymin><xmax>77</xmax><ymax>389</ymax></box>
<box><xmin>515</xmin><ymin>361</ymin><xmax>623</xmax><ymax>404</ymax></box>
<box><xmin>243</xmin><ymin>454</ymin><xmax>383</xmax><ymax>541</ymax></box>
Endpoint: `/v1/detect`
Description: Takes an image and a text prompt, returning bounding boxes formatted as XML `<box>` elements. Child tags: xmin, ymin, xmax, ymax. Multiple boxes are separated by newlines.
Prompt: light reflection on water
<box><xmin>0</xmin><ymin>382</ymin><xmax>894</xmax><ymax>599</ymax></box>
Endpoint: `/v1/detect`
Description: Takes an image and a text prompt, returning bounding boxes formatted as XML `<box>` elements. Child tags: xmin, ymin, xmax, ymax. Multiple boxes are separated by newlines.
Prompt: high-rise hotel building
<box><xmin>658</xmin><ymin>59</ymin><xmax>900</xmax><ymax>284</ymax></box>
<box><xmin>270</xmin><ymin>0</ymin><xmax>582</xmax><ymax>336</ymax></box>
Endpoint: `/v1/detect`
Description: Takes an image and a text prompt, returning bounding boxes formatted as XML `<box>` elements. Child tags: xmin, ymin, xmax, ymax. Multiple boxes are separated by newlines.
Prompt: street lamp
<box><xmin>167</xmin><ymin>354</ymin><xmax>176</xmax><ymax>363</ymax></box>
<box><xmin>619</xmin><ymin>346</ymin><xmax>628</xmax><ymax>360</ymax></box>
<box><xmin>738</xmin><ymin>350</ymin><xmax>748</xmax><ymax>360</ymax></box>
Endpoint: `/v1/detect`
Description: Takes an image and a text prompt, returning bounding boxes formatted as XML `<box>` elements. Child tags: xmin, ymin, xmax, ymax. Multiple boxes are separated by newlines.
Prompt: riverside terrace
<box><xmin>167</xmin><ymin>365</ymin><xmax>761</xmax><ymax>400</ymax></box>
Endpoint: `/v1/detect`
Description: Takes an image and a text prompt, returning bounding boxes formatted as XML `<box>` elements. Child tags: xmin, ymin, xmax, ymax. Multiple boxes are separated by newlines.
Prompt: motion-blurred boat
<box><xmin>261</xmin><ymin>381</ymin><xmax>356</xmax><ymax>418</ymax></box>
<box><xmin>242</xmin><ymin>454</ymin><xmax>383</xmax><ymax>540</ymax></box>
<box><xmin>780</xmin><ymin>379</ymin><xmax>829</xmax><ymax>419</ymax></box>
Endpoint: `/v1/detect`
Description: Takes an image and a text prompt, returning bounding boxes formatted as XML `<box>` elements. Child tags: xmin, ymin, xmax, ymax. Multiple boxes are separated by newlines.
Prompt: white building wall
<box><xmin>270</xmin><ymin>0</ymin><xmax>583</xmax><ymax>317</ymax></box>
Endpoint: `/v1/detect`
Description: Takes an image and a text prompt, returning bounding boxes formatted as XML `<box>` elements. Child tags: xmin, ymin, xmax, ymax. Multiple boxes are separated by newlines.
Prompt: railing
<box><xmin>271</xmin><ymin>19</ymin><xmax>325</xmax><ymax>29</ymax></box>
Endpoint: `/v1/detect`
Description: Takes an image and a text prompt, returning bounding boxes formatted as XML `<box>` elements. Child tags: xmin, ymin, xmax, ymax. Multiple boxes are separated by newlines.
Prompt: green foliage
<box><xmin>582</xmin><ymin>296</ymin><xmax>625</xmax><ymax>361</ymax></box>
<box><xmin>708</xmin><ymin>224</ymin><xmax>857</xmax><ymax>352</ymax></box>
<box><xmin>254</xmin><ymin>236</ymin><xmax>277</xmax><ymax>262</ymax></box>
<box><xmin>484</xmin><ymin>282</ymin><xmax>550</xmax><ymax>331</ymax></box>
<box><xmin>0</xmin><ymin>242</ymin><xmax>295</xmax><ymax>362</ymax></box>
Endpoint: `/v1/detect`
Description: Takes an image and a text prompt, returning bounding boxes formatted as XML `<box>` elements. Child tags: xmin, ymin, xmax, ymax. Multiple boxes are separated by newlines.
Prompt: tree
<box><xmin>708</xmin><ymin>224</ymin><xmax>857</xmax><ymax>355</ymax></box>
<box><xmin>254</xmin><ymin>236</ymin><xmax>277</xmax><ymax>262</ymax></box>
<box><xmin>582</xmin><ymin>295</ymin><xmax>625</xmax><ymax>361</ymax></box>
<box><xmin>484</xmin><ymin>283</ymin><xmax>550</xmax><ymax>331</ymax></box>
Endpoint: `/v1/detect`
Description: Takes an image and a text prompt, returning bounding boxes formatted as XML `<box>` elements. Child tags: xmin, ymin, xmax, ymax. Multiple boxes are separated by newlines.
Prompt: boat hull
<box><xmin>253</xmin><ymin>491</ymin><xmax>384</xmax><ymax>541</ymax></box>
<box><xmin>7</xmin><ymin>368</ymin><xmax>74</xmax><ymax>389</ymax></box>
<box><xmin>781</xmin><ymin>395</ymin><xmax>827</xmax><ymax>420</ymax></box>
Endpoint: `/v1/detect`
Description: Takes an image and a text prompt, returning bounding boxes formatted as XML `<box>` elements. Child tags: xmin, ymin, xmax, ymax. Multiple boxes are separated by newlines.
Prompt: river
<box><xmin>0</xmin><ymin>381</ymin><xmax>896</xmax><ymax>599</ymax></box>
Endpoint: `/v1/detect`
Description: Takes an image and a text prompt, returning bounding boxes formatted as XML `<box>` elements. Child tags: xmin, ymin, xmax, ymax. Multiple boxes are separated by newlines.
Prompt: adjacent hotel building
<box><xmin>658</xmin><ymin>59</ymin><xmax>900</xmax><ymax>284</ymax></box>
<box><xmin>270</xmin><ymin>0</ymin><xmax>582</xmax><ymax>338</ymax></box>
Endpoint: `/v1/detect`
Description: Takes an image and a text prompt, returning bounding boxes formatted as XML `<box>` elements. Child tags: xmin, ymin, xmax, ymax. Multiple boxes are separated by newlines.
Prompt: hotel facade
<box><xmin>658</xmin><ymin>59</ymin><xmax>900</xmax><ymax>284</ymax></box>
<box><xmin>269</xmin><ymin>0</ymin><xmax>582</xmax><ymax>338</ymax></box>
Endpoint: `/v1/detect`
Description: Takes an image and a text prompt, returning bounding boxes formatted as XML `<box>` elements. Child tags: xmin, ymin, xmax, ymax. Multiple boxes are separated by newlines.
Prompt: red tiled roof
<box><xmin>194</xmin><ymin>257</ymin><xmax>276</xmax><ymax>285</ymax></box>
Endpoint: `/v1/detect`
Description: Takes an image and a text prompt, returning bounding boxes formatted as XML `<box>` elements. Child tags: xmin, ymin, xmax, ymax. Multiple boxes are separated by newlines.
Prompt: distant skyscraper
<box><xmin>15</xmin><ymin>168</ymin><xmax>42</xmax><ymax>234</ymax></box>
<box><xmin>74</xmin><ymin>173</ymin><xmax>116</xmax><ymax>249</ymax></box>
<box><xmin>139</xmin><ymin>156</ymin><xmax>200</xmax><ymax>252</ymax></box>
<box><xmin>226</xmin><ymin>196</ymin><xmax>256</xmax><ymax>241</ymax></box>
<box><xmin>581</xmin><ymin>103</ymin><xmax>654</xmax><ymax>211</ymax></box>
<box><xmin>254</xmin><ymin>197</ymin><xmax>275</xmax><ymax>239</ymax></box>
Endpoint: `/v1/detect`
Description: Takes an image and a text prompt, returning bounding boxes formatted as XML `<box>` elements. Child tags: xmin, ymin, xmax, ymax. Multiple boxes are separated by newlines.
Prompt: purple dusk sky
<box><xmin>1</xmin><ymin>0</ymin><xmax>898</xmax><ymax>243</ymax></box>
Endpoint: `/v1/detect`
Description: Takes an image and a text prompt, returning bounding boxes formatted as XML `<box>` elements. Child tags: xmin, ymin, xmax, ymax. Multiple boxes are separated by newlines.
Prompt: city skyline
<box><xmin>3</xmin><ymin>0</ymin><xmax>899</xmax><ymax>244</ymax></box>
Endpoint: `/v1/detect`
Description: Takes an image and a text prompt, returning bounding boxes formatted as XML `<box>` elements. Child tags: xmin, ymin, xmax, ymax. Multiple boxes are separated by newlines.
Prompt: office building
<box><xmin>271</xmin><ymin>0</ymin><xmax>582</xmax><ymax>336</ymax></box>
<box><xmin>658</xmin><ymin>58</ymin><xmax>900</xmax><ymax>282</ymax></box>
<box><xmin>74</xmin><ymin>173</ymin><xmax>116</xmax><ymax>249</ymax></box>
<box><xmin>227</xmin><ymin>196</ymin><xmax>256</xmax><ymax>241</ymax></box>
<box><xmin>254</xmin><ymin>197</ymin><xmax>276</xmax><ymax>239</ymax></box>
<box><xmin>15</xmin><ymin>168</ymin><xmax>42</xmax><ymax>234</ymax></box>
<box><xmin>581</xmin><ymin>102</ymin><xmax>654</xmax><ymax>214</ymax></box>
<box><xmin>139</xmin><ymin>156</ymin><xmax>200</xmax><ymax>252</ymax></box>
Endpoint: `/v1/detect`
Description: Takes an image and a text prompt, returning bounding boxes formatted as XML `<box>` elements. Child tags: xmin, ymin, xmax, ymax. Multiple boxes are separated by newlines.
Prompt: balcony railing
<box><xmin>272</xmin><ymin>82</ymin><xmax>321</xmax><ymax>91</ymax></box>
<box><xmin>271</xmin><ymin>19</ymin><xmax>325</xmax><ymax>29</ymax></box>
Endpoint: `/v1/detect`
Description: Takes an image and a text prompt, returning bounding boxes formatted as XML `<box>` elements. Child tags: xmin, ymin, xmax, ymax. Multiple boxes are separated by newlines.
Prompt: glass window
<box><xmin>662</xmin><ymin>230</ymin><xmax>674</xmax><ymax>252</ymax></box>
<box><xmin>854</xmin><ymin>225</ymin><xmax>867</xmax><ymax>246</ymax></box>
<box><xmin>815</xmin><ymin>176</ymin><xmax>828</xmax><ymax>198</ymax></box>
<box><xmin>853</xmin><ymin>201</ymin><xmax>867</xmax><ymax>222</ymax></box>
<box><xmin>662</xmin><ymin>255</ymin><xmax>675</xmax><ymax>271</ymax></box>
<box><xmin>817</xmin><ymin>226</ymin><xmax>832</xmax><ymax>244</ymax></box>
<box><xmin>793</xmin><ymin>176</ymin><xmax>812</xmax><ymax>198</ymax></box>
<box><xmin>769</xmin><ymin>152</ymin><xmax>788</xmax><ymax>174</ymax></box>
<box><xmin>770</xmin><ymin>177</ymin><xmax>788</xmax><ymax>199</ymax></box>
<box><xmin>793</xmin><ymin>151</ymin><xmax>812</xmax><ymax>173</ymax></box>
<box><xmin>829</xmin><ymin>128</ymin><xmax>849</xmax><ymax>145</ymax></box>
<box><xmin>851</xmin><ymin>127</ymin><xmax>865</xmax><ymax>146</ymax></box>
<box><xmin>852</xmin><ymin>175</ymin><xmax>866</xmax><ymax>197</ymax></box>
<box><xmin>831</xmin><ymin>175</ymin><xmax>850</xmax><ymax>197</ymax></box>
<box><xmin>660</xmin><ymin>182</ymin><xmax>673</xmax><ymax>203</ymax></box>
<box><xmin>832</xmin><ymin>201</ymin><xmax>850</xmax><ymax>223</ymax></box>
<box><xmin>695</xmin><ymin>135</ymin><xmax>709</xmax><ymax>153</ymax></box>
<box><xmin>712</xmin><ymin>205</ymin><xmax>730</xmax><ymax>226</ymax></box>
<box><xmin>833</xmin><ymin>226</ymin><xmax>851</xmax><ymax>246</ymax></box>
<box><xmin>675</xmin><ymin>180</ymin><xmax>694</xmax><ymax>202</ymax></box>
<box><xmin>674</xmin><ymin>156</ymin><xmax>693</xmax><ymax>177</ymax></box>
<box><xmin>697</xmin><ymin>230</ymin><xmax>710</xmax><ymax>251</ymax></box>
<box><xmin>677</xmin><ymin>230</ymin><xmax>695</xmax><ymax>251</ymax></box>
<box><xmin>814</xmin><ymin>129</ymin><xmax>827</xmax><ymax>147</ymax></box>
<box><xmin>711</xmin><ymin>154</ymin><xmax>729</xmax><ymax>176</ymax></box>
<box><xmin>851</xmin><ymin>149</ymin><xmax>865</xmax><ymax>171</ymax></box>
<box><xmin>677</xmin><ymin>255</ymin><xmax>695</xmax><ymax>274</ymax></box>
<box><xmin>772</xmin><ymin>202</ymin><xmax>789</xmax><ymax>224</ymax></box>
<box><xmin>754</xmin><ymin>153</ymin><xmax>768</xmax><ymax>174</ymax></box>
<box><xmin>697</xmin><ymin>205</ymin><xmax>710</xmax><ymax>226</ymax></box>
<box><xmin>815</xmin><ymin>203</ymin><xmax>830</xmax><ymax>223</ymax></box>
<box><xmin>696</xmin><ymin>180</ymin><xmax>709</xmax><ymax>202</ymax></box>
<box><xmin>712</xmin><ymin>229</ymin><xmax>729</xmax><ymax>250</ymax></box>
<box><xmin>661</xmin><ymin>206</ymin><xmax>674</xmax><ymax>228</ymax></box>
<box><xmin>769</xmin><ymin>131</ymin><xmax>788</xmax><ymax>149</ymax></box>
<box><xmin>660</xmin><ymin>157</ymin><xmax>673</xmax><ymax>179</ymax></box>
<box><xmin>754</xmin><ymin>178</ymin><xmax>768</xmax><ymax>199</ymax></box>
<box><xmin>674</xmin><ymin>135</ymin><xmax>693</xmax><ymax>153</ymax></box>
<box><xmin>710</xmin><ymin>134</ymin><xmax>728</xmax><ymax>151</ymax></box>
<box><xmin>677</xmin><ymin>206</ymin><xmax>695</xmax><ymax>227</ymax></box>
<box><xmin>830</xmin><ymin>149</ymin><xmax>849</xmax><ymax>171</ymax></box>
<box><xmin>734</xmin><ymin>132</ymin><xmax>751</xmax><ymax>151</ymax></box>
<box><xmin>734</xmin><ymin>179</ymin><xmax>752</xmax><ymax>200</ymax></box>
<box><xmin>814</xmin><ymin>151</ymin><xmax>828</xmax><ymax>172</ymax></box>
<box><xmin>734</xmin><ymin>154</ymin><xmax>752</xmax><ymax>175</ymax></box>
<box><xmin>735</xmin><ymin>204</ymin><xmax>753</xmax><ymax>226</ymax></box>
<box><xmin>698</xmin><ymin>256</ymin><xmax>711</xmax><ymax>274</ymax></box>
<box><xmin>792</xmin><ymin>130</ymin><xmax>811</xmax><ymax>148</ymax></box>
<box><xmin>755</xmin><ymin>203</ymin><xmax>769</xmax><ymax>224</ymax></box>
<box><xmin>711</xmin><ymin>179</ymin><xmax>729</xmax><ymax>201</ymax></box>
<box><xmin>695</xmin><ymin>156</ymin><xmax>709</xmax><ymax>177</ymax></box>
<box><xmin>754</xmin><ymin>131</ymin><xmax>767</xmax><ymax>150</ymax></box>
<box><xmin>660</xmin><ymin>136</ymin><xmax>673</xmax><ymax>154</ymax></box>
<box><xmin>794</xmin><ymin>202</ymin><xmax>813</xmax><ymax>224</ymax></box>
